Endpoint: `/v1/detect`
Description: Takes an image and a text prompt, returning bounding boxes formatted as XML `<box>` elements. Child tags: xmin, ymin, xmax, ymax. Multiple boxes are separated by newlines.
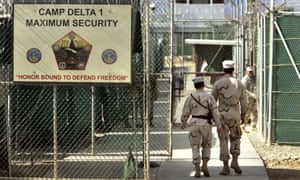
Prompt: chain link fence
<box><xmin>0</xmin><ymin>0</ymin><xmax>172</xmax><ymax>179</ymax></box>
<box><xmin>257</xmin><ymin>14</ymin><xmax>300</xmax><ymax>145</ymax></box>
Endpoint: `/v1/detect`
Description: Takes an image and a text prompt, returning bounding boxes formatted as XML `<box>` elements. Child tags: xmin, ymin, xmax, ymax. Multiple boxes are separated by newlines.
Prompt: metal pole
<box><xmin>262</xmin><ymin>14</ymin><xmax>267</xmax><ymax>140</ymax></box>
<box><xmin>256</xmin><ymin>12</ymin><xmax>261</xmax><ymax>133</ymax></box>
<box><xmin>240</xmin><ymin>24</ymin><xmax>244</xmax><ymax>79</ymax></box>
<box><xmin>53</xmin><ymin>85</ymin><xmax>58</xmax><ymax>179</ymax></box>
<box><xmin>143</xmin><ymin>0</ymin><xmax>150</xmax><ymax>179</ymax></box>
<box><xmin>91</xmin><ymin>85</ymin><xmax>95</xmax><ymax>155</ymax></box>
<box><xmin>6</xmin><ymin>81</ymin><xmax>12</xmax><ymax>177</ymax></box>
<box><xmin>91</xmin><ymin>0</ymin><xmax>95</xmax><ymax>155</ymax></box>
<box><xmin>168</xmin><ymin>0</ymin><xmax>174</xmax><ymax>160</ymax></box>
<box><xmin>257</xmin><ymin>13</ymin><xmax>263</xmax><ymax>136</ymax></box>
<box><xmin>238</xmin><ymin>0</ymin><xmax>245</xmax><ymax>79</ymax></box>
<box><xmin>267</xmin><ymin>0</ymin><xmax>274</xmax><ymax>145</ymax></box>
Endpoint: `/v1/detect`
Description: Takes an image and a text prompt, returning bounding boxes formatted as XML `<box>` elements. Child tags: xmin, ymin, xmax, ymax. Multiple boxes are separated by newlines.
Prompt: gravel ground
<box><xmin>247</xmin><ymin>132</ymin><xmax>300</xmax><ymax>180</ymax></box>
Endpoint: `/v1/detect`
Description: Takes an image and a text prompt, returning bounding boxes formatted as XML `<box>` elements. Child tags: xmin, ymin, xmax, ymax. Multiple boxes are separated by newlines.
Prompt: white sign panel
<box><xmin>13</xmin><ymin>4</ymin><xmax>132</xmax><ymax>84</ymax></box>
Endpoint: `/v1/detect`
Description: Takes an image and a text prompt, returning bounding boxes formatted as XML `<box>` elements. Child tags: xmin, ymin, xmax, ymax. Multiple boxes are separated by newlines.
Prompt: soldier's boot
<box><xmin>219</xmin><ymin>160</ymin><xmax>230</xmax><ymax>175</ymax></box>
<box><xmin>201</xmin><ymin>159</ymin><xmax>210</xmax><ymax>177</ymax></box>
<box><xmin>194</xmin><ymin>163</ymin><xmax>201</xmax><ymax>178</ymax></box>
<box><xmin>231</xmin><ymin>155</ymin><xmax>242</xmax><ymax>174</ymax></box>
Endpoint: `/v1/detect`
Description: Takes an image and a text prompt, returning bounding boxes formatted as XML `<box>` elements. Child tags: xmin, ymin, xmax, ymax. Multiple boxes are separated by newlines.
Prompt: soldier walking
<box><xmin>211</xmin><ymin>60</ymin><xmax>248</xmax><ymax>175</ymax></box>
<box><xmin>241</xmin><ymin>66</ymin><xmax>257</xmax><ymax>132</ymax></box>
<box><xmin>181</xmin><ymin>76</ymin><xmax>222</xmax><ymax>178</ymax></box>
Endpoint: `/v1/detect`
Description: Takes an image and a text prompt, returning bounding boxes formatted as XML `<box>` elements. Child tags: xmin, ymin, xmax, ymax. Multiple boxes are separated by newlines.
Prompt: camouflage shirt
<box><xmin>181</xmin><ymin>89</ymin><xmax>221</xmax><ymax>128</ymax></box>
<box><xmin>241</xmin><ymin>75</ymin><xmax>256</xmax><ymax>102</ymax></box>
<box><xmin>212</xmin><ymin>74</ymin><xmax>248</xmax><ymax>119</ymax></box>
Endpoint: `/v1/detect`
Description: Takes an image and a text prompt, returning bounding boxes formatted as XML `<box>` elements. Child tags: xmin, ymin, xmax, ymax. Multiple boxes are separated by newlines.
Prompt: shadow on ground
<box><xmin>267</xmin><ymin>168</ymin><xmax>300</xmax><ymax>180</ymax></box>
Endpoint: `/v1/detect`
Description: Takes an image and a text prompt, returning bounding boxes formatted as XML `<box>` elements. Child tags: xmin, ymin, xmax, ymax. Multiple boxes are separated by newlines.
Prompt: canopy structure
<box><xmin>185</xmin><ymin>39</ymin><xmax>239</xmax><ymax>46</ymax></box>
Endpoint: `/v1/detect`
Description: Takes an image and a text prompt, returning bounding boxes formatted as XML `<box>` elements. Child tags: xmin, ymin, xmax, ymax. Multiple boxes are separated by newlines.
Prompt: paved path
<box><xmin>155</xmin><ymin>126</ymin><xmax>269</xmax><ymax>179</ymax></box>
<box><xmin>154</xmin><ymin>66</ymin><xmax>269</xmax><ymax>179</ymax></box>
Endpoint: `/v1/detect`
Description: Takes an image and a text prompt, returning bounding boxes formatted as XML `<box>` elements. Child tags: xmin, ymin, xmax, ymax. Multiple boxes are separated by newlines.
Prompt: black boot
<box><xmin>201</xmin><ymin>159</ymin><xmax>210</xmax><ymax>177</ymax></box>
<box><xmin>231</xmin><ymin>155</ymin><xmax>242</xmax><ymax>174</ymax></box>
<box><xmin>219</xmin><ymin>160</ymin><xmax>230</xmax><ymax>175</ymax></box>
<box><xmin>194</xmin><ymin>163</ymin><xmax>201</xmax><ymax>178</ymax></box>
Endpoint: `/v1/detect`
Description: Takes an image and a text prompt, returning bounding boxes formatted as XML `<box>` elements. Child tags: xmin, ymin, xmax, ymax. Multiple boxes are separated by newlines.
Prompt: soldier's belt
<box><xmin>192</xmin><ymin>115</ymin><xmax>213</xmax><ymax>125</ymax></box>
<box><xmin>192</xmin><ymin>115</ymin><xmax>209</xmax><ymax>119</ymax></box>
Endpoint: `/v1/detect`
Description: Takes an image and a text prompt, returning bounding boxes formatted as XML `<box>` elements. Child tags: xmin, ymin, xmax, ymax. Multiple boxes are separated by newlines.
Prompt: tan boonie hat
<box><xmin>192</xmin><ymin>76</ymin><xmax>204</xmax><ymax>83</ymax></box>
<box><xmin>222</xmin><ymin>60</ymin><xmax>235</xmax><ymax>69</ymax></box>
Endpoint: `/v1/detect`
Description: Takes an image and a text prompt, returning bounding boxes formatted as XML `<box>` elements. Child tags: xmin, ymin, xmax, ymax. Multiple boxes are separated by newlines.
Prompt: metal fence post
<box><xmin>168</xmin><ymin>0</ymin><xmax>174</xmax><ymax>159</ymax></box>
<box><xmin>91</xmin><ymin>85</ymin><xmax>95</xmax><ymax>155</ymax></box>
<box><xmin>143</xmin><ymin>0</ymin><xmax>150</xmax><ymax>179</ymax></box>
<box><xmin>267</xmin><ymin>0</ymin><xmax>274</xmax><ymax>145</ymax></box>
<box><xmin>53</xmin><ymin>85</ymin><xmax>58</xmax><ymax>179</ymax></box>
<box><xmin>6</xmin><ymin>81</ymin><xmax>12</xmax><ymax>177</ymax></box>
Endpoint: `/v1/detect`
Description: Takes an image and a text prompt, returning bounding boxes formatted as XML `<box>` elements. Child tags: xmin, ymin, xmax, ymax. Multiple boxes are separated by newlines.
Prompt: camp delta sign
<box><xmin>13</xmin><ymin>4</ymin><xmax>132</xmax><ymax>84</ymax></box>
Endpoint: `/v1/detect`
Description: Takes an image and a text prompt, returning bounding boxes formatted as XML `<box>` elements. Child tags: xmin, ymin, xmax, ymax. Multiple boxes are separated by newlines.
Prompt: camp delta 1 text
<box><xmin>38</xmin><ymin>8</ymin><xmax>103</xmax><ymax>16</ymax></box>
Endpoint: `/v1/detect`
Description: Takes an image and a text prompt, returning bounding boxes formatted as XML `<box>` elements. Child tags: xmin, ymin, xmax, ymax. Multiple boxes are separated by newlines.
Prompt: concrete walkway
<box><xmin>154</xmin><ymin>65</ymin><xmax>268</xmax><ymax>180</ymax></box>
<box><xmin>155</xmin><ymin>126</ymin><xmax>269</xmax><ymax>179</ymax></box>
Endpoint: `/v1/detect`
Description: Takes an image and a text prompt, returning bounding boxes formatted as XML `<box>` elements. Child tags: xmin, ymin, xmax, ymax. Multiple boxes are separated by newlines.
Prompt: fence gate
<box><xmin>259</xmin><ymin>14</ymin><xmax>300</xmax><ymax>145</ymax></box>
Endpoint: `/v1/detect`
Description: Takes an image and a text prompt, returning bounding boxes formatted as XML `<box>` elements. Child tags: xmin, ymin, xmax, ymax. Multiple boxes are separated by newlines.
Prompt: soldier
<box><xmin>241</xmin><ymin>66</ymin><xmax>257</xmax><ymax>132</ymax></box>
<box><xmin>181</xmin><ymin>76</ymin><xmax>222</xmax><ymax>178</ymax></box>
<box><xmin>211</xmin><ymin>60</ymin><xmax>247</xmax><ymax>175</ymax></box>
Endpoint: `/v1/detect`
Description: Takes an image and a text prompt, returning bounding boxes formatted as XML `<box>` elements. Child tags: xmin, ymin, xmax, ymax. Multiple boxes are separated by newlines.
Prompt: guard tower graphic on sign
<box><xmin>52</xmin><ymin>31</ymin><xmax>92</xmax><ymax>70</ymax></box>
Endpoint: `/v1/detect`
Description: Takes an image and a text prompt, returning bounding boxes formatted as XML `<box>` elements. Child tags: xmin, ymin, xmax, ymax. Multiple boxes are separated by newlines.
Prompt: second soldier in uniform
<box><xmin>241</xmin><ymin>66</ymin><xmax>257</xmax><ymax>132</ymax></box>
<box><xmin>211</xmin><ymin>60</ymin><xmax>248</xmax><ymax>175</ymax></box>
<box><xmin>181</xmin><ymin>76</ymin><xmax>222</xmax><ymax>178</ymax></box>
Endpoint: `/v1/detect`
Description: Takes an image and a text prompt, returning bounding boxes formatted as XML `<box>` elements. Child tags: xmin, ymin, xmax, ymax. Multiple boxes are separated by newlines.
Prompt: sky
<box><xmin>260</xmin><ymin>0</ymin><xmax>300</xmax><ymax>11</ymax></box>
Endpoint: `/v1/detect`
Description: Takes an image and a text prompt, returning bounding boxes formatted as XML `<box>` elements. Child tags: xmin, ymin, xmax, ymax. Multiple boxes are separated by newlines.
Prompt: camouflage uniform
<box><xmin>241</xmin><ymin>74</ymin><xmax>257</xmax><ymax>129</ymax></box>
<box><xmin>181</xmin><ymin>89</ymin><xmax>221</xmax><ymax>164</ymax></box>
<box><xmin>212</xmin><ymin>74</ymin><xmax>247</xmax><ymax>161</ymax></box>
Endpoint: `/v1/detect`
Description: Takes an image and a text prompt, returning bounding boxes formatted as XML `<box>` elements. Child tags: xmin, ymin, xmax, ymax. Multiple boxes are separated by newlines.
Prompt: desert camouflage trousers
<box><xmin>244</xmin><ymin>100</ymin><xmax>257</xmax><ymax>127</ymax></box>
<box><xmin>188</xmin><ymin>123</ymin><xmax>213</xmax><ymax>164</ymax></box>
<box><xmin>219</xmin><ymin>113</ymin><xmax>242</xmax><ymax>161</ymax></box>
